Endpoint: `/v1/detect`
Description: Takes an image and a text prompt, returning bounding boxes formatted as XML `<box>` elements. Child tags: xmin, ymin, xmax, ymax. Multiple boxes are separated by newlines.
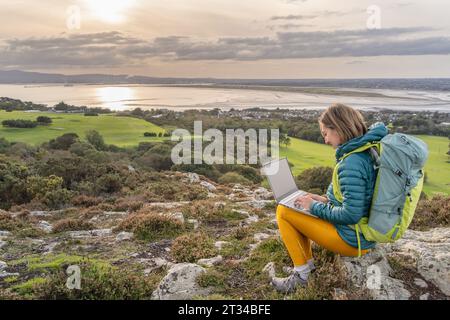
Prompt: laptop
<box><xmin>261</xmin><ymin>157</ymin><xmax>315</xmax><ymax>217</ymax></box>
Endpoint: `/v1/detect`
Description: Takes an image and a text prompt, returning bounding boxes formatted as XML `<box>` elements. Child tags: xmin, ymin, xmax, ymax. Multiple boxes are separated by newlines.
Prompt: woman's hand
<box><xmin>294</xmin><ymin>194</ymin><xmax>315</xmax><ymax>210</ymax></box>
<box><xmin>308</xmin><ymin>193</ymin><xmax>328</xmax><ymax>204</ymax></box>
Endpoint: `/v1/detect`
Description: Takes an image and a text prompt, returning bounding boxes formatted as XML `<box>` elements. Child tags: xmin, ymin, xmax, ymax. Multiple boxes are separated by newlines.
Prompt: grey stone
<box><xmin>187</xmin><ymin>219</ymin><xmax>199</xmax><ymax>230</ymax></box>
<box><xmin>151</xmin><ymin>263</ymin><xmax>212</xmax><ymax>300</ymax></box>
<box><xmin>37</xmin><ymin>220</ymin><xmax>53</xmax><ymax>233</ymax></box>
<box><xmin>419</xmin><ymin>293</ymin><xmax>430</xmax><ymax>300</ymax></box>
<box><xmin>414</xmin><ymin>278</ymin><xmax>428</xmax><ymax>289</ymax></box>
<box><xmin>188</xmin><ymin>172</ymin><xmax>200</xmax><ymax>183</ymax></box>
<box><xmin>197</xmin><ymin>255</ymin><xmax>223</xmax><ymax>267</ymax></box>
<box><xmin>170</xmin><ymin>212</ymin><xmax>185</xmax><ymax>224</ymax></box>
<box><xmin>200</xmin><ymin>181</ymin><xmax>216</xmax><ymax>192</ymax></box>
<box><xmin>115</xmin><ymin>231</ymin><xmax>134</xmax><ymax>242</ymax></box>
<box><xmin>214</xmin><ymin>241</ymin><xmax>230</xmax><ymax>251</ymax></box>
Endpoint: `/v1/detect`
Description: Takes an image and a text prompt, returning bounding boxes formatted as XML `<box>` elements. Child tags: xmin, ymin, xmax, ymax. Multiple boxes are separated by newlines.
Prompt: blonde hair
<box><xmin>318</xmin><ymin>103</ymin><xmax>367</xmax><ymax>143</ymax></box>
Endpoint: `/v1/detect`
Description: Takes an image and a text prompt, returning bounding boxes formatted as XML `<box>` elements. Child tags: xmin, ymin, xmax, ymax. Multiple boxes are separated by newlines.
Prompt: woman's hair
<box><xmin>318</xmin><ymin>103</ymin><xmax>368</xmax><ymax>142</ymax></box>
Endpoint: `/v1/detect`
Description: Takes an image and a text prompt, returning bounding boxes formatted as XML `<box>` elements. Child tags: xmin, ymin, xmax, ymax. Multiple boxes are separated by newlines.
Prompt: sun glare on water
<box><xmin>96</xmin><ymin>86</ymin><xmax>135</xmax><ymax>111</ymax></box>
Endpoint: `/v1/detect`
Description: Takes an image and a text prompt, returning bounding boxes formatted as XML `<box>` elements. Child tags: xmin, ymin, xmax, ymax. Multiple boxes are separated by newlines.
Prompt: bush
<box><xmin>2</xmin><ymin>119</ymin><xmax>37</xmax><ymax>128</ymax></box>
<box><xmin>0</xmin><ymin>155</ymin><xmax>31</xmax><ymax>209</ymax></box>
<box><xmin>94</xmin><ymin>173</ymin><xmax>123</xmax><ymax>194</ymax></box>
<box><xmin>296</xmin><ymin>166</ymin><xmax>333</xmax><ymax>194</ymax></box>
<box><xmin>410</xmin><ymin>195</ymin><xmax>450</xmax><ymax>231</ymax></box>
<box><xmin>171</xmin><ymin>232</ymin><xmax>218</xmax><ymax>263</ymax></box>
<box><xmin>86</xmin><ymin>130</ymin><xmax>107</xmax><ymax>151</ymax></box>
<box><xmin>218</xmin><ymin>172</ymin><xmax>251</xmax><ymax>185</ymax></box>
<box><xmin>32</xmin><ymin>260</ymin><xmax>159</xmax><ymax>299</ymax></box>
<box><xmin>48</xmin><ymin>133</ymin><xmax>79</xmax><ymax>150</ymax></box>
<box><xmin>36</xmin><ymin>116</ymin><xmax>52</xmax><ymax>124</ymax></box>
<box><xmin>116</xmin><ymin>212</ymin><xmax>184</xmax><ymax>241</ymax></box>
<box><xmin>52</xmin><ymin>218</ymin><xmax>95</xmax><ymax>233</ymax></box>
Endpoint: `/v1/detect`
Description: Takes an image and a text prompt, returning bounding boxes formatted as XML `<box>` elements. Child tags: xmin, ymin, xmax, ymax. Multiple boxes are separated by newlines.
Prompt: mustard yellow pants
<box><xmin>276</xmin><ymin>205</ymin><xmax>369</xmax><ymax>266</ymax></box>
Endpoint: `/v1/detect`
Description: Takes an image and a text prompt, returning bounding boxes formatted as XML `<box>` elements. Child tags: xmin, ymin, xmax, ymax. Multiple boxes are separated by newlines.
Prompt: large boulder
<box><xmin>343</xmin><ymin>227</ymin><xmax>450</xmax><ymax>299</ymax></box>
<box><xmin>151</xmin><ymin>263</ymin><xmax>212</xmax><ymax>300</ymax></box>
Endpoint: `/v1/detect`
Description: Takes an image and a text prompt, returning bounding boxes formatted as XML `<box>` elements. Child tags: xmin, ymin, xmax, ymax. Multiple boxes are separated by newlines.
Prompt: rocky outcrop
<box><xmin>343</xmin><ymin>227</ymin><xmax>450</xmax><ymax>299</ymax></box>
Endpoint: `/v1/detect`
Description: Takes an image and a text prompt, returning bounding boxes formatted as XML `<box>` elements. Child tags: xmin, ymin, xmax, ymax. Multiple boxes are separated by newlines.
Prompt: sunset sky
<box><xmin>1</xmin><ymin>0</ymin><xmax>450</xmax><ymax>78</ymax></box>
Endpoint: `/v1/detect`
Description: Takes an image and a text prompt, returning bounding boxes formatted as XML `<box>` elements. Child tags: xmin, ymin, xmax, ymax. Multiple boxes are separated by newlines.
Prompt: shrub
<box><xmin>48</xmin><ymin>133</ymin><xmax>79</xmax><ymax>150</ymax></box>
<box><xmin>218</xmin><ymin>172</ymin><xmax>251</xmax><ymax>185</ymax></box>
<box><xmin>52</xmin><ymin>218</ymin><xmax>95</xmax><ymax>233</ymax></box>
<box><xmin>171</xmin><ymin>232</ymin><xmax>218</xmax><ymax>263</ymax></box>
<box><xmin>71</xmin><ymin>195</ymin><xmax>103</xmax><ymax>207</ymax></box>
<box><xmin>94</xmin><ymin>173</ymin><xmax>123</xmax><ymax>194</ymax></box>
<box><xmin>0</xmin><ymin>155</ymin><xmax>31</xmax><ymax>209</ymax></box>
<box><xmin>36</xmin><ymin>116</ymin><xmax>52</xmax><ymax>124</ymax></box>
<box><xmin>410</xmin><ymin>195</ymin><xmax>450</xmax><ymax>231</ymax></box>
<box><xmin>86</xmin><ymin>130</ymin><xmax>107</xmax><ymax>151</ymax></box>
<box><xmin>116</xmin><ymin>212</ymin><xmax>184</xmax><ymax>241</ymax></box>
<box><xmin>2</xmin><ymin>119</ymin><xmax>37</xmax><ymax>128</ymax></box>
<box><xmin>296</xmin><ymin>166</ymin><xmax>333</xmax><ymax>194</ymax></box>
<box><xmin>32</xmin><ymin>260</ymin><xmax>159</xmax><ymax>299</ymax></box>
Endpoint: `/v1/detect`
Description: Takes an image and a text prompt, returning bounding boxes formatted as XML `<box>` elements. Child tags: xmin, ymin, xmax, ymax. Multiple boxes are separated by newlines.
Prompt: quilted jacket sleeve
<box><xmin>310</xmin><ymin>154</ymin><xmax>371</xmax><ymax>225</ymax></box>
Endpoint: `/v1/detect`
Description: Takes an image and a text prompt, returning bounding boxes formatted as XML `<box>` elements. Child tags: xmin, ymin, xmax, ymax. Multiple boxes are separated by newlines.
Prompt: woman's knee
<box><xmin>276</xmin><ymin>205</ymin><xmax>287</xmax><ymax>221</ymax></box>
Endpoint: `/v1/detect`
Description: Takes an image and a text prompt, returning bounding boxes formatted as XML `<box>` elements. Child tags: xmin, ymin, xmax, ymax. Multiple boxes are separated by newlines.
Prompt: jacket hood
<box><xmin>335</xmin><ymin>122</ymin><xmax>389</xmax><ymax>161</ymax></box>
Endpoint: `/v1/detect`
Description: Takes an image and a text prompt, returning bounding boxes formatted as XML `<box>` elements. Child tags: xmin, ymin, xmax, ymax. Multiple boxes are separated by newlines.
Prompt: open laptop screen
<box><xmin>261</xmin><ymin>158</ymin><xmax>298</xmax><ymax>202</ymax></box>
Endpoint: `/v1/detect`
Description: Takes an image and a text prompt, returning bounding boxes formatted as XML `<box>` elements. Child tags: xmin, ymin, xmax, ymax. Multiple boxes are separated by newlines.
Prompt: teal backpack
<box><xmin>332</xmin><ymin>132</ymin><xmax>429</xmax><ymax>256</ymax></box>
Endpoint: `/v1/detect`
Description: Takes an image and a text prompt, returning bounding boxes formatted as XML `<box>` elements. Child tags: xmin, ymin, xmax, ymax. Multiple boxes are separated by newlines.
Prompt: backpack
<box><xmin>332</xmin><ymin>133</ymin><xmax>429</xmax><ymax>257</ymax></box>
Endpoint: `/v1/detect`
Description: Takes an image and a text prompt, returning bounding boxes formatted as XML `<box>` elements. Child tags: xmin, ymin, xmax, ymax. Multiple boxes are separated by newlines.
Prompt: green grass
<box><xmin>279</xmin><ymin>136</ymin><xmax>449</xmax><ymax>196</ymax></box>
<box><xmin>0</xmin><ymin>110</ymin><xmax>166</xmax><ymax>146</ymax></box>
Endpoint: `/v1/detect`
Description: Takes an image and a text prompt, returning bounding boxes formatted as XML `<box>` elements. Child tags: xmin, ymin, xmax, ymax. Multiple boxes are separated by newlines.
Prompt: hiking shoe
<box><xmin>271</xmin><ymin>272</ymin><xmax>308</xmax><ymax>293</ymax></box>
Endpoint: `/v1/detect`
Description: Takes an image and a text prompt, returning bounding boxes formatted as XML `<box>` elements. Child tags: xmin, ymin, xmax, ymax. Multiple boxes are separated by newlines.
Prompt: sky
<box><xmin>1</xmin><ymin>0</ymin><xmax>450</xmax><ymax>78</ymax></box>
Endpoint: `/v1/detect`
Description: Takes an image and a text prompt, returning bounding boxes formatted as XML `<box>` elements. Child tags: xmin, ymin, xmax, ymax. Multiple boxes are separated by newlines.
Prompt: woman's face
<box><xmin>320</xmin><ymin>122</ymin><xmax>342</xmax><ymax>149</ymax></box>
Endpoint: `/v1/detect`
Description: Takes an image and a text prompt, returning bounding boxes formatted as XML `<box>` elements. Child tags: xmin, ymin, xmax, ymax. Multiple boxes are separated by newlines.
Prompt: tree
<box><xmin>296</xmin><ymin>166</ymin><xmax>333</xmax><ymax>194</ymax></box>
<box><xmin>85</xmin><ymin>130</ymin><xmax>107</xmax><ymax>151</ymax></box>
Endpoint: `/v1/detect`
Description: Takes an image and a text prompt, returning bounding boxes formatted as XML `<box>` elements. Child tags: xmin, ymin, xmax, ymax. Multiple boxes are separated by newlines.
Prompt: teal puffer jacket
<box><xmin>310</xmin><ymin>122</ymin><xmax>389</xmax><ymax>250</ymax></box>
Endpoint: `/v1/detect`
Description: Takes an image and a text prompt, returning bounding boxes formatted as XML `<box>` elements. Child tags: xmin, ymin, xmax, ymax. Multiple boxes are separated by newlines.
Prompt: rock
<box><xmin>29</xmin><ymin>211</ymin><xmax>51</xmax><ymax>217</ymax></box>
<box><xmin>214</xmin><ymin>241</ymin><xmax>230</xmax><ymax>251</ymax></box>
<box><xmin>253</xmin><ymin>187</ymin><xmax>273</xmax><ymax>200</ymax></box>
<box><xmin>127</xmin><ymin>165</ymin><xmax>136</xmax><ymax>172</ymax></box>
<box><xmin>197</xmin><ymin>255</ymin><xmax>223</xmax><ymax>267</ymax></box>
<box><xmin>188</xmin><ymin>172</ymin><xmax>200</xmax><ymax>183</ymax></box>
<box><xmin>0</xmin><ymin>260</ymin><xmax>7</xmax><ymax>272</ymax></box>
<box><xmin>414</xmin><ymin>278</ymin><xmax>428</xmax><ymax>289</ymax></box>
<box><xmin>254</xmin><ymin>233</ymin><xmax>270</xmax><ymax>242</ymax></box>
<box><xmin>245</xmin><ymin>215</ymin><xmax>259</xmax><ymax>225</ymax></box>
<box><xmin>343</xmin><ymin>246</ymin><xmax>411</xmax><ymax>300</ymax></box>
<box><xmin>116</xmin><ymin>231</ymin><xmax>134</xmax><ymax>242</ymax></box>
<box><xmin>0</xmin><ymin>231</ymin><xmax>12</xmax><ymax>238</ymax></box>
<box><xmin>0</xmin><ymin>240</ymin><xmax>6</xmax><ymax>250</ymax></box>
<box><xmin>187</xmin><ymin>219</ymin><xmax>199</xmax><ymax>230</ymax></box>
<box><xmin>241</xmin><ymin>199</ymin><xmax>273</xmax><ymax>210</ymax></box>
<box><xmin>169</xmin><ymin>212</ymin><xmax>185</xmax><ymax>224</ymax></box>
<box><xmin>420</xmin><ymin>293</ymin><xmax>430</xmax><ymax>300</ymax></box>
<box><xmin>68</xmin><ymin>228</ymin><xmax>112</xmax><ymax>239</ymax></box>
<box><xmin>390</xmin><ymin>228</ymin><xmax>450</xmax><ymax>296</ymax></box>
<box><xmin>232</xmin><ymin>209</ymin><xmax>250</xmax><ymax>217</ymax></box>
<box><xmin>103</xmin><ymin>211</ymin><xmax>128</xmax><ymax>216</ymax></box>
<box><xmin>333</xmin><ymin>288</ymin><xmax>348</xmax><ymax>300</ymax></box>
<box><xmin>144</xmin><ymin>258</ymin><xmax>171</xmax><ymax>274</ymax></box>
<box><xmin>37</xmin><ymin>220</ymin><xmax>53</xmax><ymax>233</ymax></box>
<box><xmin>42</xmin><ymin>242</ymin><xmax>58</xmax><ymax>255</ymax></box>
<box><xmin>145</xmin><ymin>202</ymin><xmax>190</xmax><ymax>209</ymax></box>
<box><xmin>213</xmin><ymin>202</ymin><xmax>227</xmax><ymax>210</ymax></box>
<box><xmin>262</xmin><ymin>262</ymin><xmax>276</xmax><ymax>278</ymax></box>
<box><xmin>151</xmin><ymin>263</ymin><xmax>212</xmax><ymax>300</ymax></box>
<box><xmin>200</xmin><ymin>181</ymin><xmax>216</xmax><ymax>192</ymax></box>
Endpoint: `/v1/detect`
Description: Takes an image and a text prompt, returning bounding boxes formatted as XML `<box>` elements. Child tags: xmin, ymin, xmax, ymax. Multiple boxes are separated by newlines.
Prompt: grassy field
<box><xmin>279</xmin><ymin>136</ymin><xmax>449</xmax><ymax>196</ymax></box>
<box><xmin>0</xmin><ymin>110</ymin><xmax>166</xmax><ymax>146</ymax></box>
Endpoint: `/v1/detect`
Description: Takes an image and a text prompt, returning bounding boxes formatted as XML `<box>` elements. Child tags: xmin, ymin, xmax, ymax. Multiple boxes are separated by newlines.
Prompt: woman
<box><xmin>272</xmin><ymin>103</ymin><xmax>388</xmax><ymax>293</ymax></box>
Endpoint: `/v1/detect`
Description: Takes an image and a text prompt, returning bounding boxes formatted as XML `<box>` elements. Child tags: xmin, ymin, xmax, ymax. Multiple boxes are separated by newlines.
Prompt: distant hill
<box><xmin>1</xmin><ymin>69</ymin><xmax>450</xmax><ymax>91</ymax></box>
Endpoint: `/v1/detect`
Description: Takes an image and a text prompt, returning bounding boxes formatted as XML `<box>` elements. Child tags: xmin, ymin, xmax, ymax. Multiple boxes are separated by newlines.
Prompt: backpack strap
<box><xmin>334</xmin><ymin>141</ymin><xmax>381</xmax><ymax>258</ymax></box>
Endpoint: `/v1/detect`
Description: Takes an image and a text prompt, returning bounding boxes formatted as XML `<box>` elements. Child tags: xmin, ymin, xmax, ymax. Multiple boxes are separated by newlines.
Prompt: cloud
<box><xmin>1</xmin><ymin>27</ymin><xmax>450</xmax><ymax>68</ymax></box>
